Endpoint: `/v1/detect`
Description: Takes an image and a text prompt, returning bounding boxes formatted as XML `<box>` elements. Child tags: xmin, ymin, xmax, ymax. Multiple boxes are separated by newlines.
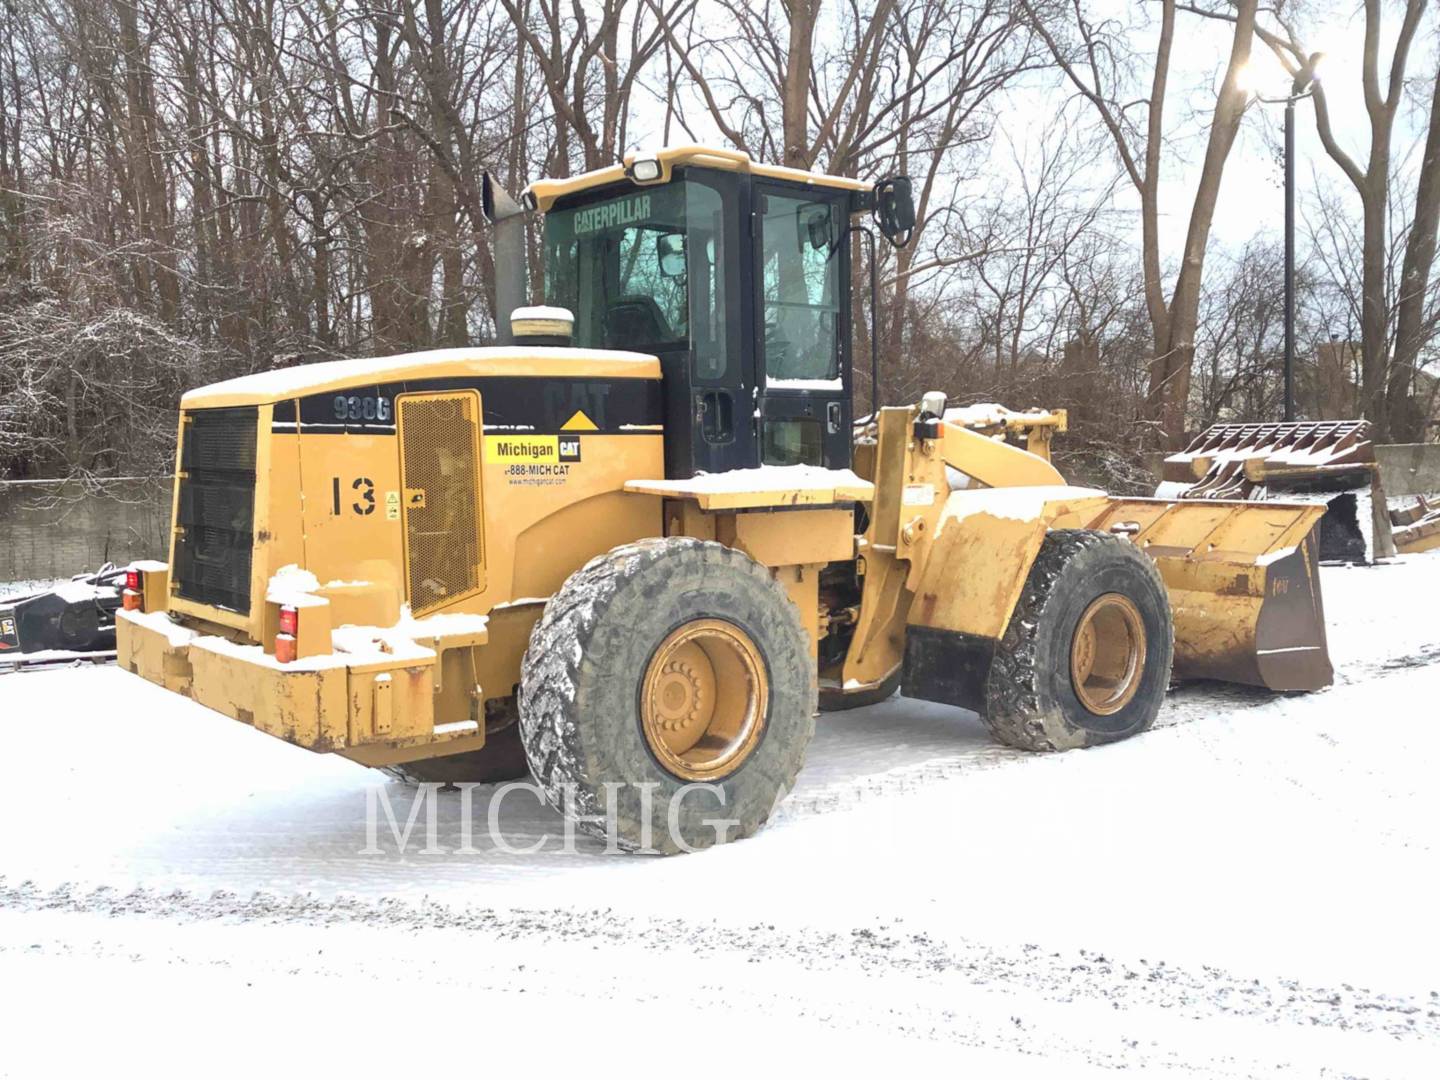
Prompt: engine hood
<box><xmin>181</xmin><ymin>346</ymin><xmax>661</xmax><ymax>409</ymax></box>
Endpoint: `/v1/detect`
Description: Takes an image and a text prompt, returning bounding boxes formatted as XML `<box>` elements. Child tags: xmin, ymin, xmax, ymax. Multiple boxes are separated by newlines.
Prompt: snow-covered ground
<box><xmin>0</xmin><ymin>577</ymin><xmax>60</xmax><ymax>602</ymax></box>
<box><xmin>2</xmin><ymin>558</ymin><xmax>1438</xmax><ymax>1076</ymax></box>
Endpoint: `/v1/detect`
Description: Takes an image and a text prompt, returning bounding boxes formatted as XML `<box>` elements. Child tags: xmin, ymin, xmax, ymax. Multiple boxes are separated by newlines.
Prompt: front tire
<box><xmin>519</xmin><ymin>538</ymin><xmax>816</xmax><ymax>854</ymax></box>
<box><xmin>984</xmin><ymin>530</ymin><xmax>1173</xmax><ymax>752</ymax></box>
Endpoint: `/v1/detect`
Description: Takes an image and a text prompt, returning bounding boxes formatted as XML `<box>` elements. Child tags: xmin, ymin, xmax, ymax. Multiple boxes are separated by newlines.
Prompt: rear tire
<box><xmin>984</xmin><ymin>529</ymin><xmax>1173</xmax><ymax>752</ymax></box>
<box><xmin>519</xmin><ymin>537</ymin><xmax>815</xmax><ymax>854</ymax></box>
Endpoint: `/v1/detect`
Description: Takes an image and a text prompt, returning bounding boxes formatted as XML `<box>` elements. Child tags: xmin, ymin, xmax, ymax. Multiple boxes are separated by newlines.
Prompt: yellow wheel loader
<box><xmin>118</xmin><ymin>146</ymin><xmax>1332</xmax><ymax>853</ymax></box>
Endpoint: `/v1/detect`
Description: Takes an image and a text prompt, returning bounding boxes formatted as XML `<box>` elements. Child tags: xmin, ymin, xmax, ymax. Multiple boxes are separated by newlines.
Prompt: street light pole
<box><xmin>1284</xmin><ymin>95</ymin><xmax>1296</xmax><ymax>422</ymax></box>
<box><xmin>1251</xmin><ymin>51</ymin><xmax>1322</xmax><ymax>424</ymax></box>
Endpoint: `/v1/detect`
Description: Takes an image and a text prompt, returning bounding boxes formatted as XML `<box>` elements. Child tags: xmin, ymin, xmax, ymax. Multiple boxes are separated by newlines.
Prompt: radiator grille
<box><xmin>398</xmin><ymin>393</ymin><xmax>484</xmax><ymax>615</ymax></box>
<box><xmin>173</xmin><ymin>406</ymin><xmax>257</xmax><ymax>614</ymax></box>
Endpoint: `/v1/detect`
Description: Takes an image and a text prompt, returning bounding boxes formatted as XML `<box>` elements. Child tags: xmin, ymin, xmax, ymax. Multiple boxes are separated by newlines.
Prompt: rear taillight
<box><xmin>275</xmin><ymin>634</ymin><xmax>297</xmax><ymax>663</ymax></box>
<box><xmin>123</xmin><ymin>568</ymin><xmax>143</xmax><ymax>611</ymax></box>
<box><xmin>276</xmin><ymin>604</ymin><xmax>298</xmax><ymax>663</ymax></box>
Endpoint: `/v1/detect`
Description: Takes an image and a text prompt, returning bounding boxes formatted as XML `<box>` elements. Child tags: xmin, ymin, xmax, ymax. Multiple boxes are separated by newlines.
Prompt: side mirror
<box><xmin>873</xmin><ymin>175</ymin><xmax>915</xmax><ymax>244</ymax></box>
<box><xmin>797</xmin><ymin>202</ymin><xmax>836</xmax><ymax>251</ymax></box>
<box><xmin>656</xmin><ymin>233</ymin><xmax>687</xmax><ymax>278</ymax></box>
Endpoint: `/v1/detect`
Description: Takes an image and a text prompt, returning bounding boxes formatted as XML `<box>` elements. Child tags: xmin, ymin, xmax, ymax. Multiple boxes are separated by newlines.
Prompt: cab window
<box><xmin>759</xmin><ymin>191</ymin><xmax>842</xmax><ymax>383</ymax></box>
<box><xmin>544</xmin><ymin>179</ymin><xmax>732</xmax><ymax>381</ymax></box>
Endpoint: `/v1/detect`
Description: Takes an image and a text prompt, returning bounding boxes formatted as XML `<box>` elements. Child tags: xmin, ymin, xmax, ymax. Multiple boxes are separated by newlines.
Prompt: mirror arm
<box><xmin>866</xmin><ymin>226</ymin><xmax>880</xmax><ymax>413</ymax></box>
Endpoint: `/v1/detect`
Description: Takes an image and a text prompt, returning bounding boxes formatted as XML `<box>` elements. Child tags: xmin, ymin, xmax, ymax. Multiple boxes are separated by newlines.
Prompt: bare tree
<box><xmin>500</xmin><ymin>0</ymin><xmax>682</xmax><ymax>174</ymax></box>
<box><xmin>1229</xmin><ymin>0</ymin><xmax>1439</xmax><ymax>438</ymax></box>
<box><xmin>1022</xmin><ymin>0</ymin><xmax>1260</xmax><ymax>447</ymax></box>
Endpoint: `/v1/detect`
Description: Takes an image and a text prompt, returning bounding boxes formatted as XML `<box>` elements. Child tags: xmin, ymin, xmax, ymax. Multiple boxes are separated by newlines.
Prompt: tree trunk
<box><xmin>1387</xmin><ymin>67</ymin><xmax>1440</xmax><ymax>441</ymax></box>
<box><xmin>780</xmin><ymin>0</ymin><xmax>818</xmax><ymax>169</ymax></box>
<box><xmin>1360</xmin><ymin>191</ymin><xmax>1391</xmax><ymax>438</ymax></box>
<box><xmin>1144</xmin><ymin>0</ymin><xmax>1257</xmax><ymax>448</ymax></box>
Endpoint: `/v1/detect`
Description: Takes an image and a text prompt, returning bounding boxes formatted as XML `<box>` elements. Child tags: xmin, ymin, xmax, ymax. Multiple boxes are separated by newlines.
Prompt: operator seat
<box><xmin>604</xmin><ymin>295</ymin><xmax>674</xmax><ymax>350</ymax></box>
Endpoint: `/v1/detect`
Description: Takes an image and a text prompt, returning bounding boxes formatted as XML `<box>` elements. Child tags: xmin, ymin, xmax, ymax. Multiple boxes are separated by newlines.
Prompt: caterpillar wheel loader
<box><xmin>118</xmin><ymin>145</ymin><xmax>1332</xmax><ymax>853</ymax></box>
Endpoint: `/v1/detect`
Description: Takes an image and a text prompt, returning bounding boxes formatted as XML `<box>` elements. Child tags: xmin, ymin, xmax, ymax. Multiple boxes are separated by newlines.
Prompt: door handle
<box><xmin>826</xmin><ymin>401</ymin><xmax>843</xmax><ymax>434</ymax></box>
<box><xmin>698</xmin><ymin>390</ymin><xmax>734</xmax><ymax>444</ymax></box>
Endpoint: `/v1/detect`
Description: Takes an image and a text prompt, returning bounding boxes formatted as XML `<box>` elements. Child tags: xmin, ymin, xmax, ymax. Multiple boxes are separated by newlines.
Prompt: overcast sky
<box><xmin>619</xmin><ymin>4</ymin><xmax>1435</xmax><ymax>276</ymax></box>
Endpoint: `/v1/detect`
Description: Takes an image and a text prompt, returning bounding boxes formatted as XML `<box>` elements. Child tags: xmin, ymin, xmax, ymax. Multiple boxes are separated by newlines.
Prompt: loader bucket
<box><xmin>1079</xmin><ymin>498</ymin><xmax>1333</xmax><ymax>691</ymax></box>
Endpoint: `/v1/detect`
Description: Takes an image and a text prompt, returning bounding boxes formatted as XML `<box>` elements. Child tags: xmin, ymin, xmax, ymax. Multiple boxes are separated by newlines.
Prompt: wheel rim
<box><xmin>640</xmin><ymin>618</ymin><xmax>768</xmax><ymax>781</ymax></box>
<box><xmin>1069</xmin><ymin>594</ymin><xmax>1147</xmax><ymax>716</ymax></box>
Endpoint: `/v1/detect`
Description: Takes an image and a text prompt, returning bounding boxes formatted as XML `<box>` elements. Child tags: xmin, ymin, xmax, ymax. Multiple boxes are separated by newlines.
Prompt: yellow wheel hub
<box><xmin>1070</xmin><ymin>593</ymin><xmax>1147</xmax><ymax>716</ymax></box>
<box><xmin>641</xmin><ymin>618</ymin><xmax>768</xmax><ymax>780</ymax></box>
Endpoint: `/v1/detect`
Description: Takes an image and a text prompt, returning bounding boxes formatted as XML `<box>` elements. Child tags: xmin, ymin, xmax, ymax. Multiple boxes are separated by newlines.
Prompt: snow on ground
<box><xmin>2</xmin><ymin>557</ymin><xmax>1439</xmax><ymax>1075</ymax></box>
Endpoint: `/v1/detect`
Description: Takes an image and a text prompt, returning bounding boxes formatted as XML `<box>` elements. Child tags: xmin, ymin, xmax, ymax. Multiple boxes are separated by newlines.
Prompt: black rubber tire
<box><xmin>519</xmin><ymin>537</ymin><xmax>816</xmax><ymax>855</ymax></box>
<box><xmin>984</xmin><ymin>529</ymin><xmax>1173</xmax><ymax>752</ymax></box>
<box><xmin>381</xmin><ymin>704</ymin><xmax>529</xmax><ymax>784</ymax></box>
<box><xmin>818</xmin><ymin>666</ymin><xmax>901</xmax><ymax>712</ymax></box>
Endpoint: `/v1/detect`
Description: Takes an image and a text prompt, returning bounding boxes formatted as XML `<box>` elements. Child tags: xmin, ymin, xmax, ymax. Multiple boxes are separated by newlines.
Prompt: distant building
<box><xmin>1306</xmin><ymin>338</ymin><xmax>1360</xmax><ymax>420</ymax></box>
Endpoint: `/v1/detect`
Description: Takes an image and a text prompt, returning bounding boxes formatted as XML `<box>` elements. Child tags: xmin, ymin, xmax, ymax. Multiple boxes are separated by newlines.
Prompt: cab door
<box><xmin>671</xmin><ymin>174</ymin><xmax>754</xmax><ymax>476</ymax></box>
<box><xmin>750</xmin><ymin>182</ymin><xmax>852</xmax><ymax>469</ymax></box>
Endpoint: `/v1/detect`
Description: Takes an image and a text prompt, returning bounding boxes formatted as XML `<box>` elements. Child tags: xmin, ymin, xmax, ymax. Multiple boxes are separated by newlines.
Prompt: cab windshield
<box><xmin>543</xmin><ymin>179</ymin><xmax>731</xmax><ymax>379</ymax></box>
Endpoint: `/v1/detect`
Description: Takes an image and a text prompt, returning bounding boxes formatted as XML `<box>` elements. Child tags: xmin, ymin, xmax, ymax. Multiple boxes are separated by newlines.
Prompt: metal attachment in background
<box><xmin>1160</xmin><ymin>419</ymin><xmax>1396</xmax><ymax>562</ymax></box>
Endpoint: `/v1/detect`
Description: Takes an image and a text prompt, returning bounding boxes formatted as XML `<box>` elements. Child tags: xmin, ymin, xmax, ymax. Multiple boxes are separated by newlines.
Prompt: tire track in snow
<box><xmin>2</xmin><ymin>876</ymin><xmax>1436</xmax><ymax>1047</ymax></box>
<box><xmin>779</xmin><ymin>638</ymin><xmax>1436</xmax><ymax>825</ymax></box>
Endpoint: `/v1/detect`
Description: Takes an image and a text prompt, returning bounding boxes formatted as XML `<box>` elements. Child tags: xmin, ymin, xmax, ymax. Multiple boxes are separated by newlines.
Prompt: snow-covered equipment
<box><xmin>0</xmin><ymin>564</ymin><xmax>127</xmax><ymax>662</ymax></box>
<box><xmin>117</xmin><ymin>145</ymin><xmax>1334</xmax><ymax>853</ymax></box>
<box><xmin>1391</xmin><ymin>495</ymin><xmax>1440</xmax><ymax>554</ymax></box>
<box><xmin>1160</xmin><ymin>420</ymin><xmax>1390</xmax><ymax>563</ymax></box>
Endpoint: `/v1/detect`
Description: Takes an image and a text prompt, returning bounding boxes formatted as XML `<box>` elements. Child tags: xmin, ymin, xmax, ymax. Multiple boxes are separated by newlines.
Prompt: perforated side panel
<box><xmin>398</xmin><ymin>392</ymin><xmax>484</xmax><ymax>615</ymax></box>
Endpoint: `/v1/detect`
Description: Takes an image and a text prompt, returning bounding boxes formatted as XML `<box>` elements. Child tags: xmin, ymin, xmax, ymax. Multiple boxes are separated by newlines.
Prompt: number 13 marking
<box><xmin>333</xmin><ymin>476</ymin><xmax>375</xmax><ymax>516</ymax></box>
<box><xmin>352</xmin><ymin>477</ymin><xmax>376</xmax><ymax>515</ymax></box>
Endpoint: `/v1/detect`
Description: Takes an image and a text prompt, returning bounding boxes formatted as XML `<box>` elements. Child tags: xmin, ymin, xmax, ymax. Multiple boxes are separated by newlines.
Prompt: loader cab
<box><xmin>541</xmin><ymin>166</ymin><xmax>855</xmax><ymax>478</ymax></box>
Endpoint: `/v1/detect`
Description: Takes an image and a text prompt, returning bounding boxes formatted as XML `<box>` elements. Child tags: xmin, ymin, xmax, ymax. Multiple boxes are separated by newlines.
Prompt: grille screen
<box><xmin>173</xmin><ymin>406</ymin><xmax>257</xmax><ymax>614</ymax></box>
<box><xmin>398</xmin><ymin>393</ymin><xmax>484</xmax><ymax>615</ymax></box>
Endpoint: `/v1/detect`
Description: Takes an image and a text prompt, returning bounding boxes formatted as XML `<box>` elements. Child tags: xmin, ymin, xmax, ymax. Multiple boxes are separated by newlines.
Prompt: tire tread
<box><xmin>984</xmin><ymin>529</ymin><xmax>1172</xmax><ymax>752</ymax></box>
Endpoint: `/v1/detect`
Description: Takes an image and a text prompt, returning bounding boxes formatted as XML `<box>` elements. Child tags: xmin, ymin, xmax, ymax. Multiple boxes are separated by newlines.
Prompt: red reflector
<box><xmin>275</xmin><ymin>633</ymin><xmax>297</xmax><ymax>664</ymax></box>
<box><xmin>125</xmin><ymin>570</ymin><xmax>140</xmax><ymax>591</ymax></box>
<box><xmin>122</xmin><ymin>589</ymin><xmax>142</xmax><ymax>611</ymax></box>
<box><xmin>278</xmin><ymin>605</ymin><xmax>299</xmax><ymax>636</ymax></box>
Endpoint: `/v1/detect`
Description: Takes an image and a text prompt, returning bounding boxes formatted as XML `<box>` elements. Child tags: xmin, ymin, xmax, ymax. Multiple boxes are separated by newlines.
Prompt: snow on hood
<box><xmin>265</xmin><ymin>565</ymin><xmax>326</xmax><ymax>608</ymax></box>
<box><xmin>181</xmin><ymin>346</ymin><xmax>657</xmax><ymax>404</ymax></box>
<box><xmin>944</xmin><ymin>485</ymin><xmax>1106</xmax><ymax>525</ymax></box>
<box><xmin>636</xmin><ymin>464</ymin><xmax>870</xmax><ymax>495</ymax></box>
<box><xmin>943</xmin><ymin>403</ymin><xmax>1057</xmax><ymax>428</ymax></box>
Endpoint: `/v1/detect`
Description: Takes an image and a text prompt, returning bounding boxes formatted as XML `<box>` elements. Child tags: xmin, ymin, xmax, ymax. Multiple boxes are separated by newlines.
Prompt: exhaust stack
<box><xmin>482</xmin><ymin>171</ymin><xmax>529</xmax><ymax>346</ymax></box>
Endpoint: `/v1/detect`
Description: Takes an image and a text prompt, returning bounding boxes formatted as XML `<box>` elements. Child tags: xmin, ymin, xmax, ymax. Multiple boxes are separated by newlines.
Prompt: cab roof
<box><xmin>523</xmin><ymin>144</ymin><xmax>873</xmax><ymax>213</ymax></box>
